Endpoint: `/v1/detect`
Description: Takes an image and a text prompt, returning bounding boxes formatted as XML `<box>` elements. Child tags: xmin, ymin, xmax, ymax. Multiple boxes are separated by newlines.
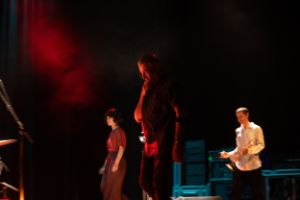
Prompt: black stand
<box><xmin>139</xmin><ymin>133</ymin><xmax>150</xmax><ymax>200</ymax></box>
<box><xmin>0</xmin><ymin>182</ymin><xmax>19</xmax><ymax>199</ymax></box>
<box><xmin>0</xmin><ymin>79</ymin><xmax>34</xmax><ymax>200</ymax></box>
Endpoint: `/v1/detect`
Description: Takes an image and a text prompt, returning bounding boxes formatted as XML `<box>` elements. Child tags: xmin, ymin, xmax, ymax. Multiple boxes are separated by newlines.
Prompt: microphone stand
<box><xmin>0</xmin><ymin>79</ymin><xmax>34</xmax><ymax>200</ymax></box>
<box><xmin>139</xmin><ymin>131</ymin><xmax>150</xmax><ymax>200</ymax></box>
<box><xmin>0</xmin><ymin>156</ymin><xmax>10</xmax><ymax>176</ymax></box>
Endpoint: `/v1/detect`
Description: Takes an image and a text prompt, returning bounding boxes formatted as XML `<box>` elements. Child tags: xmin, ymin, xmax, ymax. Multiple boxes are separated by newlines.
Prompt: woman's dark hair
<box><xmin>104</xmin><ymin>108</ymin><xmax>124</xmax><ymax>125</ymax></box>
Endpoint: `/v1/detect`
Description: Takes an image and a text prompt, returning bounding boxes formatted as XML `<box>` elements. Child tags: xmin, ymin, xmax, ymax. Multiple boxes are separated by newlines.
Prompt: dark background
<box><xmin>1</xmin><ymin>0</ymin><xmax>300</xmax><ymax>199</ymax></box>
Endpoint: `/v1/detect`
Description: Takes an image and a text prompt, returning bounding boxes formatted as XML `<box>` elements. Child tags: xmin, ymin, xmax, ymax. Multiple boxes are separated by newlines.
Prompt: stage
<box><xmin>1</xmin><ymin>0</ymin><xmax>299</xmax><ymax>199</ymax></box>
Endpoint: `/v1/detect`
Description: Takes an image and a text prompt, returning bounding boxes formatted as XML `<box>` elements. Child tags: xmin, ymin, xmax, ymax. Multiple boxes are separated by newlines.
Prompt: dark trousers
<box><xmin>101</xmin><ymin>153</ymin><xmax>127</xmax><ymax>200</ymax></box>
<box><xmin>139</xmin><ymin>152</ymin><xmax>173</xmax><ymax>200</ymax></box>
<box><xmin>231</xmin><ymin>168</ymin><xmax>265</xmax><ymax>200</ymax></box>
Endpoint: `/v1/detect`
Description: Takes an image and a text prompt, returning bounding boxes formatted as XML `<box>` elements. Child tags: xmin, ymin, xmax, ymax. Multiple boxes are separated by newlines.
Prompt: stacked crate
<box><xmin>173</xmin><ymin>140</ymin><xmax>208</xmax><ymax>197</ymax></box>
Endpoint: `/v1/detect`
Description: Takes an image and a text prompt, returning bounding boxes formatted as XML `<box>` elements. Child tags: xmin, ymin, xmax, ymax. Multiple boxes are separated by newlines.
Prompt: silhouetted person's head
<box><xmin>104</xmin><ymin>108</ymin><xmax>123</xmax><ymax>127</ymax></box>
<box><xmin>137</xmin><ymin>53</ymin><xmax>161</xmax><ymax>83</ymax></box>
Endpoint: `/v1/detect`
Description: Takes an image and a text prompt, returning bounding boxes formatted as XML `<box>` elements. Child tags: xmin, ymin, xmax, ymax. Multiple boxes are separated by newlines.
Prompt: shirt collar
<box><xmin>241</xmin><ymin>122</ymin><xmax>255</xmax><ymax>129</ymax></box>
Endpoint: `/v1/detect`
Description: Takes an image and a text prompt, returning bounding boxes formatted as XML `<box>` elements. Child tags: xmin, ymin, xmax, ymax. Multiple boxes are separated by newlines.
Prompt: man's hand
<box><xmin>141</xmin><ymin>80</ymin><xmax>150</xmax><ymax>96</ymax></box>
<box><xmin>240</xmin><ymin>148</ymin><xmax>248</xmax><ymax>155</ymax></box>
<box><xmin>219</xmin><ymin>151</ymin><xmax>230</xmax><ymax>159</ymax></box>
<box><xmin>111</xmin><ymin>162</ymin><xmax>119</xmax><ymax>172</ymax></box>
<box><xmin>240</xmin><ymin>141</ymin><xmax>251</xmax><ymax>155</ymax></box>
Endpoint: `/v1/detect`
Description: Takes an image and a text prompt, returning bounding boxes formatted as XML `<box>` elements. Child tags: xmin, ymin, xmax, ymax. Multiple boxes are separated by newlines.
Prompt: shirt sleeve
<box><xmin>247</xmin><ymin>127</ymin><xmax>265</xmax><ymax>155</ymax></box>
<box><xmin>228</xmin><ymin>147</ymin><xmax>240</xmax><ymax>162</ymax></box>
<box><xmin>228</xmin><ymin>130</ymin><xmax>243</xmax><ymax>162</ymax></box>
<box><xmin>116</xmin><ymin>129</ymin><xmax>127</xmax><ymax>149</ymax></box>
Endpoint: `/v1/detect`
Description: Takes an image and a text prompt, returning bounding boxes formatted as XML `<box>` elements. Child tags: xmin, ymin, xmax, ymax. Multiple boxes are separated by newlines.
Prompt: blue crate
<box><xmin>173</xmin><ymin>185</ymin><xmax>209</xmax><ymax>197</ymax></box>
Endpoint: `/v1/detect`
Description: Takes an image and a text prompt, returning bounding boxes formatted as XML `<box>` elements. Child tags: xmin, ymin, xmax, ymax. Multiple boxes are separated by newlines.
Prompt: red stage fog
<box><xmin>28</xmin><ymin>4</ymin><xmax>95</xmax><ymax>108</ymax></box>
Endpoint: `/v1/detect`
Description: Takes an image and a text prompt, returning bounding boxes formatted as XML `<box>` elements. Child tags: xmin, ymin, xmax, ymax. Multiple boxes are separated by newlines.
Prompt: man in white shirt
<box><xmin>220</xmin><ymin>107</ymin><xmax>265</xmax><ymax>200</ymax></box>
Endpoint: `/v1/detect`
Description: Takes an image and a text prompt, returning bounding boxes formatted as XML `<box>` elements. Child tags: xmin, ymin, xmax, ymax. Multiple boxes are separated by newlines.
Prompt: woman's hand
<box><xmin>111</xmin><ymin>162</ymin><xmax>119</xmax><ymax>172</ymax></box>
<box><xmin>98</xmin><ymin>166</ymin><xmax>105</xmax><ymax>175</ymax></box>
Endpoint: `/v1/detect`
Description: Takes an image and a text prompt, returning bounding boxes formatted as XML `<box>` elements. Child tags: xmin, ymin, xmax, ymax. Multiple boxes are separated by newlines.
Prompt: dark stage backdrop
<box><xmin>1</xmin><ymin>0</ymin><xmax>299</xmax><ymax>200</ymax></box>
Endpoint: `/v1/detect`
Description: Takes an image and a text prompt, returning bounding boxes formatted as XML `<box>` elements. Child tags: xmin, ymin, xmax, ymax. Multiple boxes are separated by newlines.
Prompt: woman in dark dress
<box><xmin>99</xmin><ymin>108</ymin><xmax>128</xmax><ymax>200</ymax></box>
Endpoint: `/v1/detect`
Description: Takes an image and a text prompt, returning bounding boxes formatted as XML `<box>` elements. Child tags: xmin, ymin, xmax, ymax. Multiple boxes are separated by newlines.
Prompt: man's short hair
<box><xmin>235</xmin><ymin>107</ymin><xmax>249</xmax><ymax>114</ymax></box>
<box><xmin>138</xmin><ymin>53</ymin><xmax>160</xmax><ymax>70</ymax></box>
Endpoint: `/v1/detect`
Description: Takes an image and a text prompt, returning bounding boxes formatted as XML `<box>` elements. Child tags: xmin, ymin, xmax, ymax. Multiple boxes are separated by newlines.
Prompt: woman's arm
<box><xmin>111</xmin><ymin>146</ymin><xmax>125</xmax><ymax>172</ymax></box>
<box><xmin>103</xmin><ymin>159</ymin><xmax>107</xmax><ymax>167</ymax></box>
<box><xmin>99</xmin><ymin>159</ymin><xmax>107</xmax><ymax>174</ymax></box>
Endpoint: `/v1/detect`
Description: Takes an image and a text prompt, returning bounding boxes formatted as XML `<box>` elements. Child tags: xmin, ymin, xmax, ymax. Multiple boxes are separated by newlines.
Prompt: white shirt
<box><xmin>228</xmin><ymin>122</ymin><xmax>265</xmax><ymax>171</ymax></box>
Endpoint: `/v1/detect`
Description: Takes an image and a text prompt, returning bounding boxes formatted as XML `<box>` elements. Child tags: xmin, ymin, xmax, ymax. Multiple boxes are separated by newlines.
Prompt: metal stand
<box><xmin>0</xmin><ymin>79</ymin><xmax>34</xmax><ymax>200</ymax></box>
<box><xmin>142</xmin><ymin>190</ymin><xmax>152</xmax><ymax>200</ymax></box>
<box><xmin>0</xmin><ymin>182</ymin><xmax>19</xmax><ymax>199</ymax></box>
